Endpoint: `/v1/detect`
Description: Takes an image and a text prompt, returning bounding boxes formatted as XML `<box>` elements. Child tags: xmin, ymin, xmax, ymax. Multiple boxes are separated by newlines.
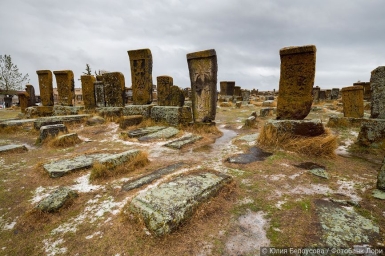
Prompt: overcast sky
<box><xmin>1</xmin><ymin>0</ymin><xmax>384</xmax><ymax>94</ymax></box>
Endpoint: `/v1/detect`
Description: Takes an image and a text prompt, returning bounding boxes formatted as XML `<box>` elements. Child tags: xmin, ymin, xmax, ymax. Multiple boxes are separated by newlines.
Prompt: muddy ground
<box><xmin>0</xmin><ymin>102</ymin><xmax>384</xmax><ymax>256</ymax></box>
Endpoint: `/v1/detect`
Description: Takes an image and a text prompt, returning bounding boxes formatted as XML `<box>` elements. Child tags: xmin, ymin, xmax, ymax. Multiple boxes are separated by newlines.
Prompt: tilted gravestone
<box><xmin>127</xmin><ymin>48</ymin><xmax>153</xmax><ymax>105</ymax></box>
<box><xmin>53</xmin><ymin>70</ymin><xmax>75</xmax><ymax>106</ymax></box>
<box><xmin>102</xmin><ymin>72</ymin><xmax>125</xmax><ymax>107</ymax></box>
<box><xmin>276</xmin><ymin>45</ymin><xmax>316</xmax><ymax>120</ymax></box>
<box><xmin>81</xmin><ymin>75</ymin><xmax>96</xmax><ymax>109</ymax></box>
<box><xmin>36</xmin><ymin>70</ymin><xmax>54</xmax><ymax>106</ymax></box>
<box><xmin>331</xmin><ymin>88</ymin><xmax>339</xmax><ymax>100</ymax></box>
<box><xmin>25</xmin><ymin>84</ymin><xmax>36</xmax><ymax>107</ymax></box>
<box><xmin>220</xmin><ymin>81</ymin><xmax>235</xmax><ymax>96</ymax></box>
<box><xmin>187</xmin><ymin>49</ymin><xmax>218</xmax><ymax>123</ymax></box>
<box><xmin>157</xmin><ymin>76</ymin><xmax>185</xmax><ymax>107</ymax></box>
<box><xmin>370</xmin><ymin>66</ymin><xmax>385</xmax><ymax>119</ymax></box>
<box><xmin>341</xmin><ymin>86</ymin><xmax>364</xmax><ymax>118</ymax></box>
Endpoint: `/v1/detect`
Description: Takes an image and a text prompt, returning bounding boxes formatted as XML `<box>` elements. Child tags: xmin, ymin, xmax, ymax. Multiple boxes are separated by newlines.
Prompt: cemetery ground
<box><xmin>0</xmin><ymin>102</ymin><xmax>384</xmax><ymax>256</ymax></box>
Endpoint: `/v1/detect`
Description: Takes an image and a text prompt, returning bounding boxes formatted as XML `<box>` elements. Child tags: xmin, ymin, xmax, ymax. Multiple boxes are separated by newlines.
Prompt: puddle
<box><xmin>227</xmin><ymin>147</ymin><xmax>272</xmax><ymax>164</ymax></box>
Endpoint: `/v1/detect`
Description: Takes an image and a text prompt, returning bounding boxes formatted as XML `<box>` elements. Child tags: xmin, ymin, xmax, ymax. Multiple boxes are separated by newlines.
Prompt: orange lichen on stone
<box><xmin>157</xmin><ymin>76</ymin><xmax>173</xmax><ymax>106</ymax></box>
<box><xmin>341</xmin><ymin>86</ymin><xmax>364</xmax><ymax>118</ymax></box>
<box><xmin>17</xmin><ymin>92</ymin><xmax>29</xmax><ymax>113</ymax></box>
<box><xmin>81</xmin><ymin>75</ymin><xmax>96</xmax><ymax>109</ymax></box>
<box><xmin>36</xmin><ymin>70</ymin><xmax>54</xmax><ymax>106</ymax></box>
<box><xmin>276</xmin><ymin>45</ymin><xmax>316</xmax><ymax>120</ymax></box>
<box><xmin>102</xmin><ymin>72</ymin><xmax>125</xmax><ymax>107</ymax></box>
<box><xmin>53</xmin><ymin>70</ymin><xmax>75</xmax><ymax>106</ymax></box>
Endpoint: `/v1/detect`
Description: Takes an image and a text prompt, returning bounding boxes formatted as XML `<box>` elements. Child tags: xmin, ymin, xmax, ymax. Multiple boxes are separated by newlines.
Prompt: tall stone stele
<box><xmin>80</xmin><ymin>75</ymin><xmax>96</xmax><ymax>109</ymax></box>
<box><xmin>220</xmin><ymin>81</ymin><xmax>235</xmax><ymax>96</ymax></box>
<box><xmin>276</xmin><ymin>45</ymin><xmax>316</xmax><ymax>120</ymax></box>
<box><xmin>370</xmin><ymin>66</ymin><xmax>385</xmax><ymax>119</ymax></box>
<box><xmin>25</xmin><ymin>84</ymin><xmax>36</xmax><ymax>107</ymax></box>
<box><xmin>157</xmin><ymin>76</ymin><xmax>184</xmax><ymax>107</ymax></box>
<box><xmin>102</xmin><ymin>72</ymin><xmax>126</xmax><ymax>107</ymax></box>
<box><xmin>53</xmin><ymin>70</ymin><xmax>75</xmax><ymax>106</ymax></box>
<box><xmin>312</xmin><ymin>86</ymin><xmax>320</xmax><ymax>102</ymax></box>
<box><xmin>187</xmin><ymin>49</ymin><xmax>218</xmax><ymax>123</ymax></box>
<box><xmin>341</xmin><ymin>85</ymin><xmax>364</xmax><ymax>118</ymax></box>
<box><xmin>331</xmin><ymin>88</ymin><xmax>340</xmax><ymax>100</ymax></box>
<box><xmin>127</xmin><ymin>48</ymin><xmax>153</xmax><ymax>105</ymax></box>
<box><xmin>36</xmin><ymin>70</ymin><xmax>54</xmax><ymax>106</ymax></box>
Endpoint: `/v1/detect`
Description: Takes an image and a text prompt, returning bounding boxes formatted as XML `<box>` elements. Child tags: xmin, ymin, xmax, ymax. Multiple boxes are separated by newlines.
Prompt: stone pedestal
<box><xmin>36</xmin><ymin>70</ymin><xmax>54</xmax><ymax>106</ymax></box>
<box><xmin>370</xmin><ymin>67</ymin><xmax>385</xmax><ymax>119</ymax></box>
<box><xmin>128</xmin><ymin>48</ymin><xmax>153</xmax><ymax>105</ymax></box>
<box><xmin>341</xmin><ymin>86</ymin><xmax>364</xmax><ymax>118</ymax></box>
<box><xmin>123</xmin><ymin>105</ymin><xmax>153</xmax><ymax>118</ymax></box>
<box><xmin>81</xmin><ymin>75</ymin><xmax>96</xmax><ymax>109</ymax></box>
<box><xmin>276</xmin><ymin>45</ymin><xmax>316</xmax><ymax>120</ymax></box>
<box><xmin>150</xmin><ymin>106</ymin><xmax>192</xmax><ymax>126</ymax></box>
<box><xmin>53</xmin><ymin>70</ymin><xmax>75</xmax><ymax>106</ymax></box>
<box><xmin>187</xmin><ymin>49</ymin><xmax>217</xmax><ymax>123</ymax></box>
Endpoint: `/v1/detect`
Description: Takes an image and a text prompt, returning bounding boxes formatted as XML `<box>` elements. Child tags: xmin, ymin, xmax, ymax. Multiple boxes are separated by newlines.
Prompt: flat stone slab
<box><xmin>97</xmin><ymin>149</ymin><xmax>140</xmax><ymax>169</ymax></box>
<box><xmin>36</xmin><ymin>187</ymin><xmax>78</xmax><ymax>212</ymax></box>
<box><xmin>316</xmin><ymin>199</ymin><xmax>379</xmax><ymax>247</ymax></box>
<box><xmin>163</xmin><ymin>135</ymin><xmax>202</xmax><ymax>149</ymax></box>
<box><xmin>372</xmin><ymin>189</ymin><xmax>385</xmax><ymax>200</ymax></box>
<box><xmin>34</xmin><ymin>115</ymin><xmax>90</xmax><ymax>129</ymax></box>
<box><xmin>138</xmin><ymin>127</ymin><xmax>179</xmax><ymax>142</ymax></box>
<box><xmin>0</xmin><ymin>144</ymin><xmax>28</xmax><ymax>154</ymax></box>
<box><xmin>122</xmin><ymin>162</ymin><xmax>187</xmax><ymax>191</ymax></box>
<box><xmin>126</xmin><ymin>126</ymin><xmax>167</xmax><ymax>138</ymax></box>
<box><xmin>227</xmin><ymin>147</ymin><xmax>272</xmax><ymax>164</ymax></box>
<box><xmin>129</xmin><ymin>171</ymin><xmax>232</xmax><ymax>236</ymax></box>
<box><xmin>309</xmin><ymin>168</ymin><xmax>329</xmax><ymax>179</ymax></box>
<box><xmin>235</xmin><ymin>133</ymin><xmax>259</xmax><ymax>142</ymax></box>
<box><xmin>44</xmin><ymin>153</ymin><xmax>111</xmax><ymax>178</ymax></box>
<box><xmin>0</xmin><ymin>119</ymin><xmax>36</xmax><ymax>128</ymax></box>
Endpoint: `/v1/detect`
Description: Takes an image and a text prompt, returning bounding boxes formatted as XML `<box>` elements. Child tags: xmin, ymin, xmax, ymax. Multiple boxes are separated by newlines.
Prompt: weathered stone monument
<box><xmin>187</xmin><ymin>49</ymin><xmax>217</xmax><ymax>123</ymax></box>
<box><xmin>128</xmin><ymin>48</ymin><xmax>153</xmax><ymax>105</ymax></box>
<box><xmin>312</xmin><ymin>86</ymin><xmax>320</xmax><ymax>102</ymax></box>
<box><xmin>25</xmin><ymin>84</ymin><xmax>36</xmax><ymax>107</ymax></box>
<box><xmin>319</xmin><ymin>90</ymin><xmax>326</xmax><ymax>101</ymax></box>
<box><xmin>102</xmin><ymin>72</ymin><xmax>125</xmax><ymax>107</ymax></box>
<box><xmin>157</xmin><ymin>76</ymin><xmax>184</xmax><ymax>107</ymax></box>
<box><xmin>241</xmin><ymin>90</ymin><xmax>251</xmax><ymax>102</ymax></box>
<box><xmin>276</xmin><ymin>45</ymin><xmax>316</xmax><ymax>120</ymax></box>
<box><xmin>36</xmin><ymin>70</ymin><xmax>54</xmax><ymax>106</ymax></box>
<box><xmin>341</xmin><ymin>86</ymin><xmax>364</xmax><ymax>118</ymax></box>
<box><xmin>331</xmin><ymin>88</ymin><xmax>339</xmax><ymax>100</ymax></box>
<box><xmin>369</xmin><ymin>67</ymin><xmax>385</xmax><ymax>119</ymax></box>
<box><xmin>234</xmin><ymin>86</ymin><xmax>241</xmax><ymax>97</ymax></box>
<box><xmin>94</xmin><ymin>81</ymin><xmax>105</xmax><ymax>107</ymax></box>
<box><xmin>53</xmin><ymin>70</ymin><xmax>75</xmax><ymax>106</ymax></box>
<box><xmin>354</xmin><ymin>82</ymin><xmax>371</xmax><ymax>101</ymax></box>
<box><xmin>220</xmin><ymin>81</ymin><xmax>235</xmax><ymax>96</ymax></box>
<box><xmin>17</xmin><ymin>91</ymin><xmax>29</xmax><ymax>113</ymax></box>
<box><xmin>325</xmin><ymin>89</ymin><xmax>332</xmax><ymax>100</ymax></box>
<box><xmin>81</xmin><ymin>75</ymin><xmax>96</xmax><ymax>109</ymax></box>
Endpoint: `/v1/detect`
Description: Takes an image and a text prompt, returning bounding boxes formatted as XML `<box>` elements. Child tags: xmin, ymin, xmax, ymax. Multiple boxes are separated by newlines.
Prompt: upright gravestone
<box><xmin>127</xmin><ymin>49</ymin><xmax>153</xmax><ymax>105</ymax></box>
<box><xmin>94</xmin><ymin>81</ymin><xmax>105</xmax><ymax>107</ymax></box>
<box><xmin>341</xmin><ymin>86</ymin><xmax>364</xmax><ymax>118</ymax></box>
<box><xmin>354</xmin><ymin>82</ymin><xmax>371</xmax><ymax>101</ymax></box>
<box><xmin>17</xmin><ymin>92</ymin><xmax>29</xmax><ymax>113</ymax></box>
<box><xmin>25</xmin><ymin>84</ymin><xmax>36</xmax><ymax>107</ymax></box>
<box><xmin>312</xmin><ymin>86</ymin><xmax>320</xmax><ymax>102</ymax></box>
<box><xmin>234</xmin><ymin>86</ymin><xmax>241</xmax><ymax>97</ymax></box>
<box><xmin>220</xmin><ymin>81</ymin><xmax>235</xmax><ymax>96</ymax></box>
<box><xmin>187</xmin><ymin>49</ymin><xmax>217</xmax><ymax>123</ymax></box>
<box><xmin>36</xmin><ymin>70</ymin><xmax>54</xmax><ymax>106</ymax></box>
<box><xmin>331</xmin><ymin>88</ymin><xmax>340</xmax><ymax>100</ymax></box>
<box><xmin>325</xmin><ymin>89</ymin><xmax>332</xmax><ymax>100</ymax></box>
<box><xmin>157</xmin><ymin>76</ymin><xmax>185</xmax><ymax>107</ymax></box>
<box><xmin>103</xmin><ymin>72</ymin><xmax>125</xmax><ymax>107</ymax></box>
<box><xmin>81</xmin><ymin>75</ymin><xmax>96</xmax><ymax>109</ymax></box>
<box><xmin>276</xmin><ymin>45</ymin><xmax>316</xmax><ymax>120</ymax></box>
<box><xmin>53</xmin><ymin>70</ymin><xmax>75</xmax><ymax>106</ymax></box>
<box><xmin>319</xmin><ymin>90</ymin><xmax>326</xmax><ymax>101</ymax></box>
<box><xmin>370</xmin><ymin>66</ymin><xmax>385</xmax><ymax>119</ymax></box>
<box><xmin>241</xmin><ymin>90</ymin><xmax>251</xmax><ymax>101</ymax></box>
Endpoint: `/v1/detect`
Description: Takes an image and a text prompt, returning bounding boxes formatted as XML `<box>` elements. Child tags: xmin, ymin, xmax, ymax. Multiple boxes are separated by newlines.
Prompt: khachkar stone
<box><xmin>354</xmin><ymin>82</ymin><xmax>371</xmax><ymax>101</ymax></box>
<box><xmin>241</xmin><ymin>90</ymin><xmax>251</xmax><ymax>101</ymax></box>
<box><xmin>81</xmin><ymin>75</ymin><xmax>96</xmax><ymax>109</ymax></box>
<box><xmin>94</xmin><ymin>81</ymin><xmax>105</xmax><ymax>107</ymax></box>
<box><xmin>53</xmin><ymin>70</ymin><xmax>75</xmax><ymax>106</ymax></box>
<box><xmin>187</xmin><ymin>49</ymin><xmax>218</xmax><ymax>123</ymax></box>
<box><xmin>220</xmin><ymin>81</ymin><xmax>235</xmax><ymax>96</ymax></box>
<box><xmin>127</xmin><ymin>48</ymin><xmax>153</xmax><ymax>105</ymax></box>
<box><xmin>325</xmin><ymin>89</ymin><xmax>332</xmax><ymax>100</ymax></box>
<box><xmin>370</xmin><ymin>66</ymin><xmax>385</xmax><ymax>119</ymax></box>
<box><xmin>36</xmin><ymin>70</ymin><xmax>54</xmax><ymax>106</ymax></box>
<box><xmin>276</xmin><ymin>45</ymin><xmax>316</xmax><ymax>120</ymax></box>
<box><xmin>157</xmin><ymin>76</ymin><xmax>184</xmax><ymax>107</ymax></box>
<box><xmin>25</xmin><ymin>84</ymin><xmax>36</xmax><ymax>106</ymax></box>
<box><xmin>312</xmin><ymin>86</ymin><xmax>320</xmax><ymax>102</ymax></box>
<box><xmin>319</xmin><ymin>90</ymin><xmax>326</xmax><ymax>101</ymax></box>
<box><xmin>331</xmin><ymin>88</ymin><xmax>339</xmax><ymax>100</ymax></box>
<box><xmin>234</xmin><ymin>86</ymin><xmax>241</xmax><ymax>96</ymax></box>
<box><xmin>341</xmin><ymin>86</ymin><xmax>364</xmax><ymax>118</ymax></box>
<box><xmin>102</xmin><ymin>72</ymin><xmax>125</xmax><ymax>107</ymax></box>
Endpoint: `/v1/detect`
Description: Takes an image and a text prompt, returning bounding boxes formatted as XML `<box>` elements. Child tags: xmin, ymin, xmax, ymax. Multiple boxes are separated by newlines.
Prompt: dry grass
<box><xmin>219</xmin><ymin>102</ymin><xmax>233</xmax><ymax>107</ymax></box>
<box><xmin>48</xmin><ymin>133</ymin><xmax>82</xmax><ymax>147</ymax></box>
<box><xmin>89</xmin><ymin>151</ymin><xmax>149</xmax><ymax>181</ymax></box>
<box><xmin>258</xmin><ymin>126</ymin><xmax>337</xmax><ymax>158</ymax></box>
<box><xmin>183</xmin><ymin>123</ymin><xmax>223</xmax><ymax>136</ymax></box>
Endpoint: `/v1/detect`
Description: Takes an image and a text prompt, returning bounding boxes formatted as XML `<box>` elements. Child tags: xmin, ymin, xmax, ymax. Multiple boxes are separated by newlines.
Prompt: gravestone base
<box><xmin>96</xmin><ymin>107</ymin><xmax>123</xmax><ymax>120</ymax></box>
<box><xmin>123</xmin><ymin>105</ymin><xmax>153</xmax><ymax>118</ymax></box>
<box><xmin>188</xmin><ymin>121</ymin><xmax>216</xmax><ymax>127</ymax></box>
<box><xmin>357</xmin><ymin>119</ymin><xmax>385</xmax><ymax>148</ymax></box>
<box><xmin>150</xmin><ymin>106</ymin><xmax>192</xmax><ymax>126</ymax></box>
<box><xmin>53</xmin><ymin>106</ymin><xmax>84</xmax><ymax>116</ymax></box>
<box><xmin>119</xmin><ymin>115</ymin><xmax>143</xmax><ymax>129</ymax></box>
<box><xmin>36</xmin><ymin>106</ymin><xmax>54</xmax><ymax>117</ymax></box>
<box><xmin>327</xmin><ymin>116</ymin><xmax>366</xmax><ymax>128</ymax></box>
<box><xmin>261</xmin><ymin>119</ymin><xmax>325</xmax><ymax>137</ymax></box>
<box><xmin>260</xmin><ymin>108</ymin><xmax>276</xmax><ymax>117</ymax></box>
